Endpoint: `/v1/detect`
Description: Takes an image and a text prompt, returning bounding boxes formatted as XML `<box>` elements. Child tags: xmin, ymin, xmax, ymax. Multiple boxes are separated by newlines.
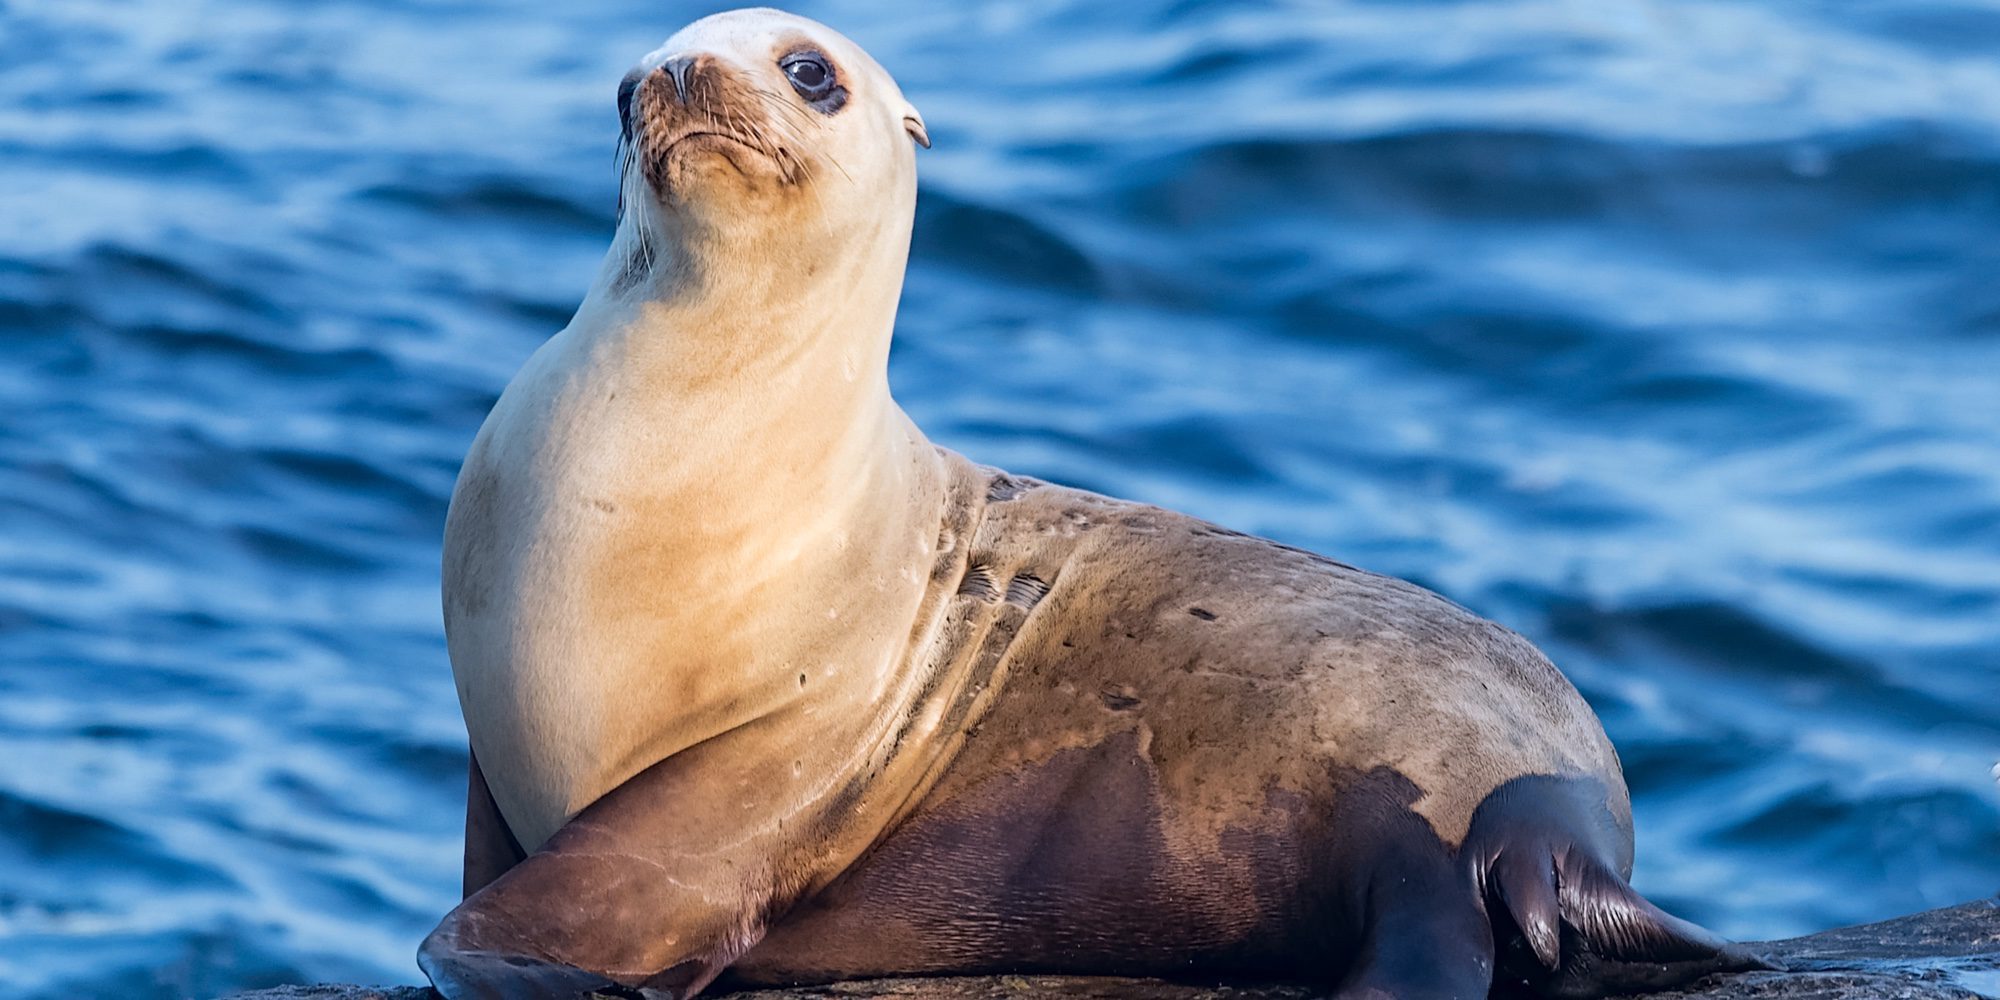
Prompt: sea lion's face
<box><xmin>619</xmin><ymin>8</ymin><xmax>926</xmax><ymax>228</ymax></box>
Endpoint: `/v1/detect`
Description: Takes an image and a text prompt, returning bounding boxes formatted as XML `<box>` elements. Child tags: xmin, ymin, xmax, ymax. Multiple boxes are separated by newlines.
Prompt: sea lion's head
<box><xmin>614</xmin><ymin>7</ymin><xmax>926</xmax><ymax>282</ymax></box>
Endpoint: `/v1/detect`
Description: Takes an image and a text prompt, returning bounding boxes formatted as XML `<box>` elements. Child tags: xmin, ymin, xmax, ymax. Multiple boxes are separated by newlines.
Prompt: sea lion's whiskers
<box><xmin>748</xmin><ymin>87</ymin><xmax>817</xmax><ymax>152</ymax></box>
<box><xmin>753</xmin><ymin>85</ymin><xmax>817</xmax><ymax>131</ymax></box>
<box><xmin>760</xmin><ymin>110</ymin><xmax>813</xmax><ymax>185</ymax></box>
<box><xmin>729</xmin><ymin>104</ymin><xmax>760</xmax><ymax>151</ymax></box>
<box><xmin>727</xmin><ymin>101</ymin><xmax>800</xmax><ymax>185</ymax></box>
<box><xmin>725</xmin><ymin>105</ymin><xmax>758</xmax><ymax>174</ymax></box>
<box><xmin>614</xmin><ymin>134</ymin><xmax>642</xmax><ymax>219</ymax></box>
<box><xmin>755</xmin><ymin>92</ymin><xmax>848</xmax><ymax>184</ymax></box>
<box><xmin>747</xmin><ymin>88</ymin><xmax>846</xmax><ymax>182</ymax></box>
<box><xmin>749</xmin><ymin>86</ymin><xmax>820</xmax><ymax>180</ymax></box>
<box><xmin>755</xmin><ymin>89</ymin><xmax>848</xmax><ymax>183</ymax></box>
<box><xmin>820</xmin><ymin>150</ymin><xmax>853</xmax><ymax>185</ymax></box>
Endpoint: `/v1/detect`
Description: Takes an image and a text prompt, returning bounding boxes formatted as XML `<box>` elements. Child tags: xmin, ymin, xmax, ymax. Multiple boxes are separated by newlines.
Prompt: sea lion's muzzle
<box><xmin>622</xmin><ymin>52</ymin><xmax>807</xmax><ymax>194</ymax></box>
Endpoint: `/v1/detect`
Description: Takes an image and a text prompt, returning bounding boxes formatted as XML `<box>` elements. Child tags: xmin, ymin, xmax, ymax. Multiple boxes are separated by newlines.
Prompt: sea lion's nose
<box><xmin>660</xmin><ymin>55</ymin><xmax>705</xmax><ymax>102</ymax></box>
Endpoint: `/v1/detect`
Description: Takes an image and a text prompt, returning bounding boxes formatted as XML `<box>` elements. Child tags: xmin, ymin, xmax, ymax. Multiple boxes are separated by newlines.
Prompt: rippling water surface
<box><xmin>4</xmin><ymin>0</ymin><xmax>1998</xmax><ymax>996</ymax></box>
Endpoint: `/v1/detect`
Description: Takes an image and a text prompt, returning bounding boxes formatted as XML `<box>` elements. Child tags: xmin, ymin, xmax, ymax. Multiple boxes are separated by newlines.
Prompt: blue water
<box><xmin>4</xmin><ymin>0</ymin><xmax>1998</xmax><ymax>996</ymax></box>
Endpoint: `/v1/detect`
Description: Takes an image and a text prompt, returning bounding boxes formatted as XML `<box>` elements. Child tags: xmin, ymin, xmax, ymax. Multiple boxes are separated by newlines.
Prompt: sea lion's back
<box><xmin>955</xmin><ymin>474</ymin><xmax>1628</xmax><ymax>845</ymax></box>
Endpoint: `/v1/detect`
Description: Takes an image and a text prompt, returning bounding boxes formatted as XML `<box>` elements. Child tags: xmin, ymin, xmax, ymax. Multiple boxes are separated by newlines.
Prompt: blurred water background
<box><xmin>3</xmin><ymin>0</ymin><xmax>1999</xmax><ymax>996</ymax></box>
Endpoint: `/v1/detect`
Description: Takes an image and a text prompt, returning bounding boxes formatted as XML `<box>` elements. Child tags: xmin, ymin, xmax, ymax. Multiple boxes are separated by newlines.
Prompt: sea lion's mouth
<box><xmin>653</xmin><ymin>128</ymin><xmax>782</xmax><ymax>183</ymax></box>
<box><xmin>641</xmin><ymin>122</ymin><xmax>806</xmax><ymax>192</ymax></box>
<box><xmin>664</xmin><ymin>130</ymin><xmax>763</xmax><ymax>155</ymax></box>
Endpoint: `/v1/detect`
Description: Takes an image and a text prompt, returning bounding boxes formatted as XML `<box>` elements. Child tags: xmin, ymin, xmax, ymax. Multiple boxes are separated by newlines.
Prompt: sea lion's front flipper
<box><xmin>461</xmin><ymin>752</ymin><xmax>526</xmax><ymax>899</ymax></box>
<box><xmin>419</xmin><ymin>755</ymin><xmax>771</xmax><ymax>1000</ymax></box>
<box><xmin>1331</xmin><ymin>881</ymin><xmax>1496</xmax><ymax>1000</ymax></box>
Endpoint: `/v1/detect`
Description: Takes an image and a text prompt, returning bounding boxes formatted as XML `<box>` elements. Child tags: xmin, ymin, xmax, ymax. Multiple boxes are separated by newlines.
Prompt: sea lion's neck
<box><xmin>578</xmin><ymin>201</ymin><xmax>909</xmax><ymax>400</ymax></box>
<box><xmin>546</xmin><ymin>206</ymin><xmax>939</xmax><ymax>567</ymax></box>
<box><xmin>454</xmin><ymin>208</ymin><xmax>948</xmax><ymax>849</ymax></box>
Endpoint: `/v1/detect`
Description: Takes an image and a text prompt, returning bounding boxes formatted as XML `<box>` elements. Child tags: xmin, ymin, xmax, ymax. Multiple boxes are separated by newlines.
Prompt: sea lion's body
<box><xmin>421</xmin><ymin>9</ymin><xmax>1764</xmax><ymax>999</ymax></box>
<box><xmin>729</xmin><ymin>454</ymin><xmax>1624</xmax><ymax>985</ymax></box>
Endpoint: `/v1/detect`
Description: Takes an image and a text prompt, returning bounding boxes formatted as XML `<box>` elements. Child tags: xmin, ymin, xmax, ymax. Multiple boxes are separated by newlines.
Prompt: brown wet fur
<box><xmin>424</xmin><ymin>453</ymin><xmax>1770</xmax><ymax>1000</ymax></box>
<box><xmin>729</xmin><ymin>454</ymin><xmax>1607</xmax><ymax>992</ymax></box>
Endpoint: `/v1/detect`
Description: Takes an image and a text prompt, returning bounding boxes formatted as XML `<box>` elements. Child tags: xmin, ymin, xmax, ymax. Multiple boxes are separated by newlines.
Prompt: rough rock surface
<box><xmin>221</xmin><ymin>897</ymin><xmax>2000</xmax><ymax>1000</ymax></box>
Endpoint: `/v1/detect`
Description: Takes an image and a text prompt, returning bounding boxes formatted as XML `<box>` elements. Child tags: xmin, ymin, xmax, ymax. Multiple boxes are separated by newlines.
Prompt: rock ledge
<box><xmin>223</xmin><ymin>897</ymin><xmax>2000</xmax><ymax>1000</ymax></box>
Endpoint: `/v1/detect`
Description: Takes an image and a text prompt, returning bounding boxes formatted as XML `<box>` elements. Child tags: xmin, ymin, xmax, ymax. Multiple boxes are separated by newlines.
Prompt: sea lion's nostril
<box><xmin>662</xmin><ymin>55</ymin><xmax>698</xmax><ymax>101</ymax></box>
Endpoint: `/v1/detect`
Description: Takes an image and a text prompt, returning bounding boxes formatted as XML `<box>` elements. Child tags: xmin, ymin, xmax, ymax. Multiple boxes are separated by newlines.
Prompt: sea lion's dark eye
<box><xmin>786</xmin><ymin>57</ymin><xmax>827</xmax><ymax>91</ymax></box>
<box><xmin>781</xmin><ymin>51</ymin><xmax>838</xmax><ymax>105</ymax></box>
<box><xmin>779</xmin><ymin>50</ymin><xmax>846</xmax><ymax>114</ymax></box>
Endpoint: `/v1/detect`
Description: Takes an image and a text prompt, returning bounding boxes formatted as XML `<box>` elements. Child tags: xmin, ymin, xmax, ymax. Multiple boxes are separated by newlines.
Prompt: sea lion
<box><xmin>421</xmin><ymin>8</ymin><xmax>1769</xmax><ymax>999</ymax></box>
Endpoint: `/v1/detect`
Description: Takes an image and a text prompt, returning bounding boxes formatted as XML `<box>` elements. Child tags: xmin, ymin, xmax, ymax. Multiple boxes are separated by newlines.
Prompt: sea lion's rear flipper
<box><xmin>1474</xmin><ymin>777</ymin><xmax>1780</xmax><ymax>998</ymax></box>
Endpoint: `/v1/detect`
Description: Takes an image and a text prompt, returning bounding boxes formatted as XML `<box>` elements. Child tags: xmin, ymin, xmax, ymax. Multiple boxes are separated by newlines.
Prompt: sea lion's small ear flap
<box><xmin>903</xmin><ymin>110</ymin><xmax>930</xmax><ymax>149</ymax></box>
